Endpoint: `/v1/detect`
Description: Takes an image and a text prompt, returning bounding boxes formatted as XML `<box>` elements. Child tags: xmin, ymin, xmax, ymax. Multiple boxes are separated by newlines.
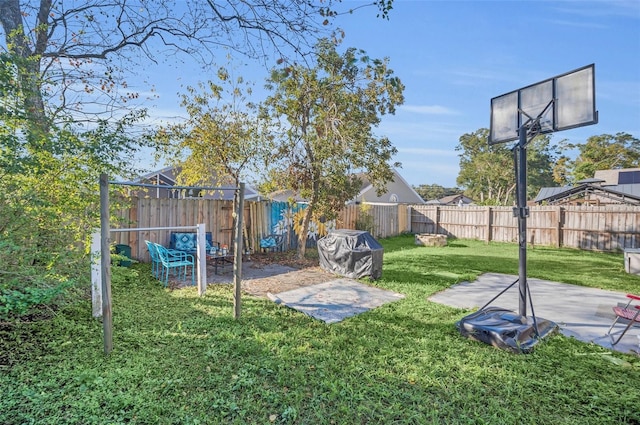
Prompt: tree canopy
<box><xmin>0</xmin><ymin>0</ymin><xmax>394</xmax><ymax>127</ymax></box>
<box><xmin>456</xmin><ymin>128</ymin><xmax>557</xmax><ymax>205</ymax></box>
<box><xmin>553</xmin><ymin>132</ymin><xmax>640</xmax><ymax>185</ymax></box>
<box><xmin>157</xmin><ymin>66</ymin><xmax>271</xmax><ymax>190</ymax></box>
<box><xmin>261</xmin><ymin>39</ymin><xmax>404</xmax><ymax>258</ymax></box>
<box><xmin>413</xmin><ymin>184</ymin><xmax>460</xmax><ymax>202</ymax></box>
<box><xmin>0</xmin><ymin>53</ymin><xmax>147</xmax><ymax>319</ymax></box>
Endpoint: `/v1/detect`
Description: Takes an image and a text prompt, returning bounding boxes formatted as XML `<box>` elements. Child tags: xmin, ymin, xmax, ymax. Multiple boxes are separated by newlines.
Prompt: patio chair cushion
<box><xmin>260</xmin><ymin>236</ymin><xmax>277</xmax><ymax>248</ymax></box>
<box><xmin>260</xmin><ymin>234</ymin><xmax>284</xmax><ymax>252</ymax></box>
<box><xmin>169</xmin><ymin>232</ymin><xmax>215</xmax><ymax>254</ymax></box>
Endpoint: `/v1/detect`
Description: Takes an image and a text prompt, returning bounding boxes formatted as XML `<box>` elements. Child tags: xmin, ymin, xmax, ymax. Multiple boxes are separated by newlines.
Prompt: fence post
<box><xmin>555</xmin><ymin>206</ymin><xmax>562</xmax><ymax>248</ymax></box>
<box><xmin>484</xmin><ymin>207</ymin><xmax>492</xmax><ymax>243</ymax></box>
<box><xmin>398</xmin><ymin>204</ymin><xmax>409</xmax><ymax>234</ymax></box>
<box><xmin>128</xmin><ymin>198</ymin><xmax>138</xmax><ymax>259</ymax></box>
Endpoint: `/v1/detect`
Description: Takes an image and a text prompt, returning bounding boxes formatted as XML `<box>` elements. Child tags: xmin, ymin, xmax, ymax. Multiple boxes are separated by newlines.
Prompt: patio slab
<box><xmin>429</xmin><ymin>272</ymin><xmax>640</xmax><ymax>355</ymax></box>
<box><xmin>267</xmin><ymin>279</ymin><xmax>405</xmax><ymax>324</ymax></box>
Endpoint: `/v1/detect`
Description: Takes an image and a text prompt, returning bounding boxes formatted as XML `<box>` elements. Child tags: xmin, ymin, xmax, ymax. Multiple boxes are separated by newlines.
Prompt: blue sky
<box><xmin>141</xmin><ymin>0</ymin><xmax>640</xmax><ymax>188</ymax></box>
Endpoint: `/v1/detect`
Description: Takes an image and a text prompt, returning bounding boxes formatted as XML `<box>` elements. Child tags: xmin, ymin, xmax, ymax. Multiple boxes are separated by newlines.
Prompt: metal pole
<box><xmin>517</xmin><ymin>127</ymin><xmax>528</xmax><ymax>317</ymax></box>
<box><xmin>233</xmin><ymin>183</ymin><xmax>245</xmax><ymax>319</ymax></box>
<box><xmin>100</xmin><ymin>174</ymin><xmax>113</xmax><ymax>354</ymax></box>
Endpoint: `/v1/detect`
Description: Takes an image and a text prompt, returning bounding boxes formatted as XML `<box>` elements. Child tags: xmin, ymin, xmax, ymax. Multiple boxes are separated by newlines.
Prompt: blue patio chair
<box><xmin>154</xmin><ymin>243</ymin><xmax>195</xmax><ymax>287</ymax></box>
<box><xmin>145</xmin><ymin>240</ymin><xmax>161</xmax><ymax>278</ymax></box>
<box><xmin>146</xmin><ymin>240</ymin><xmax>186</xmax><ymax>279</ymax></box>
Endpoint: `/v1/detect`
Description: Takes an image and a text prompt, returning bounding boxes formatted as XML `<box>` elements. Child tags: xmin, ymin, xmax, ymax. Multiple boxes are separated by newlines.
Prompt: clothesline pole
<box><xmin>233</xmin><ymin>183</ymin><xmax>245</xmax><ymax>319</ymax></box>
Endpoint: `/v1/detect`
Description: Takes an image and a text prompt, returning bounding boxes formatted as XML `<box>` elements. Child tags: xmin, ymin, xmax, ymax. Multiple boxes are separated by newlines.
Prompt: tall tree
<box><xmin>456</xmin><ymin>129</ymin><xmax>514</xmax><ymax>205</ymax></box>
<box><xmin>262</xmin><ymin>39</ymin><xmax>404</xmax><ymax>258</ymax></box>
<box><xmin>0</xmin><ymin>53</ymin><xmax>148</xmax><ymax>320</ymax></box>
<box><xmin>157</xmin><ymin>65</ymin><xmax>273</xmax><ymax>253</ymax></box>
<box><xmin>159</xmin><ymin>66</ymin><xmax>271</xmax><ymax>189</ymax></box>
<box><xmin>525</xmin><ymin>134</ymin><xmax>559</xmax><ymax>198</ymax></box>
<box><xmin>554</xmin><ymin>133</ymin><xmax>640</xmax><ymax>184</ymax></box>
<box><xmin>456</xmin><ymin>128</ymin><xmax>557</xmax><ymax>205</ymax></box>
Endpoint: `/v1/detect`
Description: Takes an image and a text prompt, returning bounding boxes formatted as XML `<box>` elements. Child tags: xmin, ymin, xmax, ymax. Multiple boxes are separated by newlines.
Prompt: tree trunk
<box><xmin>296</xmin><ymin>201</ymin><xmax>314</xmax><ymax>260</ymax></box>
<box><xmin>0</xmin><ymin>0</ymin><xmax>50</xmax><ymax>134</ymax></box>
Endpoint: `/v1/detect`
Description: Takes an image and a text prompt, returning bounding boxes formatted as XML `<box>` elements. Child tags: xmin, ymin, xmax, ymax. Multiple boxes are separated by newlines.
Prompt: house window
<box><xmin>618</xmin><ymin>171</ymin><xmax>640</xmax><ymax>184</ymax></box>
<box><xmin>389</xmin><ymin>194</ymin><xmax>398</xmax><ymax>202</ymax></box>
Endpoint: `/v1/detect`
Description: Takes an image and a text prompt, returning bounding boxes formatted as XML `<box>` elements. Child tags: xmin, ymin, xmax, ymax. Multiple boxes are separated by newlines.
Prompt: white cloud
<box><xmin>400</xmin><ymin>104</ymin><xmax>459</xmax><ymax>115</ymax></box>
<box><xmin>379</xmin><ymin>120</ymin><xmax>465</xmax><ymax>141</ymax></box>
<box><xmin>142</xmin><ymin>106</ymin><xmax>188</xmax><ymax>126</ymax></box>
<box><xmin>551</xmin><ymin>1</ymin><xmax>640</xmax><ymax>20</ymax></box>
<box><xmin>545</xmin><ymin>19</ymin><xmax>607</xmax><ymax>29</ymax></box>
<box><xmin>400</xmin><ymin>147</ymin><xmax>458</xmax><ymax>157</ymax></box>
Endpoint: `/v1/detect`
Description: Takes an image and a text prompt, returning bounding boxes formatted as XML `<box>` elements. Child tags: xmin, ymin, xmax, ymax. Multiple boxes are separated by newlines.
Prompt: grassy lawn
<box><xmin>2</xmin><ymin>235</ymin><xmax>639</xmax><ymax>424</ymax></box>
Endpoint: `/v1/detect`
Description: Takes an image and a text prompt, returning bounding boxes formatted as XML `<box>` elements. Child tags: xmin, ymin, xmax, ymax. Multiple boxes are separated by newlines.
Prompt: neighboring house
<box><xmin>425</xmin><ymin>194</ymin><xmax>474</xmax><ymax>206</ymax></box>
<box><xmin>268</xmin><ymin>169</ymin><xmax>425</xmax><ymax>205</ymax></box>
<box><xmin>132</xmin><ymin>166</ymin><xmax>261</xmax><ymax>201</ymax></box>
<box><xmin>534</xmin><ymin>168</ymin><xmax>640</xmax><ymax>205</ymax></box>
<box><xmin>352</xmin><ymin>169</ymin><xmax>425</xmax><ymax>204</ymax></box>
<box><xmin>593</xmin><ymin>168</ymin><xmax>640</xmax><ymax>185</ymax></box>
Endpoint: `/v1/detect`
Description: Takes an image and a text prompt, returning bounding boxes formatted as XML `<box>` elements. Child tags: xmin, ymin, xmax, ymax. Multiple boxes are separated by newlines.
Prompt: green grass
<box><xmin>2</xmin><ymin>235</ymin><xmax>640</xmax><ymax>424</ymax></box>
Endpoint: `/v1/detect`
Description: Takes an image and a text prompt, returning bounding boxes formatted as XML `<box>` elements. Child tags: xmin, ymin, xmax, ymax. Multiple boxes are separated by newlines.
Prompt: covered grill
<box><xmin>317</xmin><ymin>229</ymin><xmax>383</xmax><ymax>280</ymax></box>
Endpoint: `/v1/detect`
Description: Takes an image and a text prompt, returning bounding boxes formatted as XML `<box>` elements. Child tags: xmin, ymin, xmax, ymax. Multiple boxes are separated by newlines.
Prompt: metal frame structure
<box><xmin>97</xmin><ymin>174</ymin><xmax>245</xmax><ymax>354</ymax></box>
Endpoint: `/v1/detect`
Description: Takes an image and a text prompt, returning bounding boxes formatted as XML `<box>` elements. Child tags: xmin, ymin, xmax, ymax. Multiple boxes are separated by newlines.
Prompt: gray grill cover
<box><xmin>317</xmin><ymin>229</ymin><xmax>383</xmax><ymax>280</ymax></box>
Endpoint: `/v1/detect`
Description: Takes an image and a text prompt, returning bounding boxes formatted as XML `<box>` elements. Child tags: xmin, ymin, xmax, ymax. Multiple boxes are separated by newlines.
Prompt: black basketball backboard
<box><xmin>489</xmin><ymin>64</ymin><xmax>598</xmax><ymax>145</ymax></box>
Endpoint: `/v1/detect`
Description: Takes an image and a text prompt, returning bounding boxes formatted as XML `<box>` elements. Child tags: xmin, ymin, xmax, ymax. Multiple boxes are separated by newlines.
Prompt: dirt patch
<box><xmin>250</xmin><ymin>251</ymin><xmax>320</xmax><ymax>270</ymax></box>
<box><xmin>170</xmin><ymin>251</ymin><xmax>336</xmax><ymax>298</ymax></box>
<box><xmin>241</xmin><ymin>265</ymin><xmax>335</xmax><ymax>298</ymax></box>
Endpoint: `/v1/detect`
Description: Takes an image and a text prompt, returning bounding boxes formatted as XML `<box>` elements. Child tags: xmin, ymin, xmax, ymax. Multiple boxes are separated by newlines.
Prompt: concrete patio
<box><xmin>429</xmin><ymin>272</ymin><xmax>640</xmax><ymax>356</ymax></box>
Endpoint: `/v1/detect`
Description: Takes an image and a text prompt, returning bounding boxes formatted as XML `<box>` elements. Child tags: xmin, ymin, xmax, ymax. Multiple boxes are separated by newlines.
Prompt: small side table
<box><xmin>206</xmin><ymin>253</ymin><xmax>233</xmax><ymax>274</ymax></box>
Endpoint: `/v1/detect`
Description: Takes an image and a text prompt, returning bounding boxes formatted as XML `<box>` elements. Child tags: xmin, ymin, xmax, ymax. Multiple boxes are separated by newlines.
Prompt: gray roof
<box><xmin>534</xmin><ymin>186</ymin><xmax>573</xmax><ymax>203</ymax></box>
<box><xmin>606</xmin><ymin>184</ymin><xmax>640</xmax><ymax>198</ymax></box>
<box><xmin>534</xmin><ymin>183</ymin><xmax>640</xmax><ymax>205</ymax></box>
<box><xmin>425</xmin><ymin>194</ymin><xmax>474</xmax><ymax>205</ymax></box>
<box><xmin>576</xmin><ymin>178</ymin><xmax>605</xmax><ymax>184</ymax></box>
<box><xmin>268</xmin><ymin>189</ymin><xmax>308</xmax><ymax>203</ymax></box>
<box><xmin>132</xmin><ymin>166</ymin><xmax>260</xmax><ymax>201</ymax></box>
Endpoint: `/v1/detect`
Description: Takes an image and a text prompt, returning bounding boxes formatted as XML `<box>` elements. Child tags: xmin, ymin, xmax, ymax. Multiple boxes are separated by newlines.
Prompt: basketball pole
<box><xmin>516</xmin><ymin>125</ymin><xmax>529</xmax><ymax>317</ymax></box>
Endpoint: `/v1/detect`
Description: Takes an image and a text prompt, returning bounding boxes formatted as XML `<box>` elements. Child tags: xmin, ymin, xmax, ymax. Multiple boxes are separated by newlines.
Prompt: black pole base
<box><xmin>456</xmin><ymin>307</ymin><xmax>558</xmax><ymax>354</ymax></box>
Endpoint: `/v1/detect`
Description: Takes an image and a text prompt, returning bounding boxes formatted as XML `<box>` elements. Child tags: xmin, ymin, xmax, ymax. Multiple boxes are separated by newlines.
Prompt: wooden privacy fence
<box><xmin>113</xmin><ymin>198</ymin><xmax>413</xmax><ymax>261</ymax></box>
<box><xmin>113</xmin><ymin>197</ymin><xmax>639</xmax><ymax>260</ymax></box>
<box><xmin>410</xmin><ymin>205</ymin><xmax>640</xmax><ymax>252</ymax></box>
<box><xmin>340</xmin><ymin>203</ymin><xmax>411</xmax><ymax>239</ymax></box>
<box><xmin>113</xmin><ymin>197</ymin><xmax>256</xmax><ymax>263</ymax></box>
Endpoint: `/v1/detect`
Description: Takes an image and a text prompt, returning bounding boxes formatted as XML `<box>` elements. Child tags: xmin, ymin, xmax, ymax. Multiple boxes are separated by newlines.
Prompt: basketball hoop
<box><xmin>459</xmin><ymin>65</ymin><xmax>598</xmax><ymax>353</ymax></box>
